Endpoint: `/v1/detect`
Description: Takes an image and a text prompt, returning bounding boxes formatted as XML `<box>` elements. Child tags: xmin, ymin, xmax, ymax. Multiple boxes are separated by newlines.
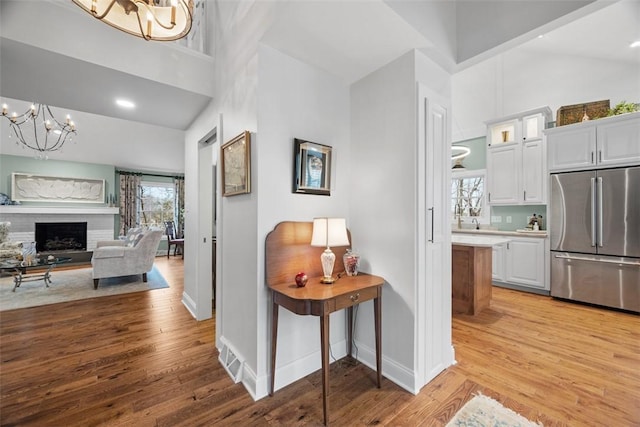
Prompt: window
<box><xmin>451</xmin><ymin>169</ymin><xmax>488</xmax><ymax>224</ymax></box>
<box><xmin>139</xmin><ymin>181</ymin><xmax>175</xmax><ymax>229</ymax></box>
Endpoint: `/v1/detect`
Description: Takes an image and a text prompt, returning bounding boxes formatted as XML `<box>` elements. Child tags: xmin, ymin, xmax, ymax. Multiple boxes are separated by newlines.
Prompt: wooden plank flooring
<box><xmin>1</xmin><ymin>257</ymin><xmax>638</xmax><ymax>426</ymax></box>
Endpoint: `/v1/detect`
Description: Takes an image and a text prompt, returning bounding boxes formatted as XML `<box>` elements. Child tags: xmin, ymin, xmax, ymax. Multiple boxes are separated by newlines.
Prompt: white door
<box><xmin>196</xmin><ymin>132</ymin><xmax>215</xmax><ymax>320</ymax></box>
<box><xmin>416</xmin><ymin>83</ymin><xmax>454</xmax><ymax>389</ymax></box>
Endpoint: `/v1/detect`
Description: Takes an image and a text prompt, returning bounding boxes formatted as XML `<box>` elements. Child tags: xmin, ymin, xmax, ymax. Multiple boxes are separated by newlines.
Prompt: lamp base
<box><xmin>320</xmin><ymin>276</ymin><xmax>336</xmax><ymax>284</ymax></box>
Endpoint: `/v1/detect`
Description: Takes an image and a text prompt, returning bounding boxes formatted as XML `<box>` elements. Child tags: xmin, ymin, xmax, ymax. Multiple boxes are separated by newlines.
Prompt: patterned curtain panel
<box><xmin>119</xmin><ymin>173</ymin><xmax>141</xmax><ymax>235</ymax></box>
<box><xmin>174</xmin><ymin>176</ymin><xmax>185</xmax><ymax>238</ymax></box>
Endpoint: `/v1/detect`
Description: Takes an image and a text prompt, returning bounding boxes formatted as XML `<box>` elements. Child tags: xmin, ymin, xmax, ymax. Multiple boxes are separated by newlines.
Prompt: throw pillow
<box><xmin>125</xmin><ymin>227</ymin><xmax>143</xmax><ymax>247</ymax></box>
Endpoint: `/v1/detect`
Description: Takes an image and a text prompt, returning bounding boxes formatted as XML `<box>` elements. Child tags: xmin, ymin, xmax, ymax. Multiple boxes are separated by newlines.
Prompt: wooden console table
<box><xmin>266</xmin><ymin>221</ymin><xmax>384</xmax><ymax>426</ymax></box>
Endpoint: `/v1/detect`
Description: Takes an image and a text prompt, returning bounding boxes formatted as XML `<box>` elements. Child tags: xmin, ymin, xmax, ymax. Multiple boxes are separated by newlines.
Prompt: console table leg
<box><xmin>320</xmin><ymin>314</ymin><xmax>330</xmax><ymax>425</ymax></box>
<box><xmin>347</xmin><ymin>306</ymin><xmax>353</xmax><ymax>357</ymax></box>
<box><xmin>270</xmin><ymin>301</ymin><xmax>279</xmax><ymax>397</ymax></box>
<box><xmin>374</xmin><ymin>296</ymin><xmax>382</xmax><ymax>388</ymax></box>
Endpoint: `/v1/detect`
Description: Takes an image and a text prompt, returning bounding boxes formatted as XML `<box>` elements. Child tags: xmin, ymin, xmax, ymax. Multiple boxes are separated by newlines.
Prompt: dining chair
<box><xmin>164</xmin><ymin>221</ymin><xmax>184</xmax><ymax>259</ymax></box>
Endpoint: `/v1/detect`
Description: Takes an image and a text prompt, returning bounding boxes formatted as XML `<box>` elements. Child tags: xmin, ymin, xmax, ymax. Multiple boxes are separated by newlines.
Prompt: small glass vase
<box><xmin>343</xmin><ymin>249</ymin><xmax>360</xmax><ymax>277</ymax></box>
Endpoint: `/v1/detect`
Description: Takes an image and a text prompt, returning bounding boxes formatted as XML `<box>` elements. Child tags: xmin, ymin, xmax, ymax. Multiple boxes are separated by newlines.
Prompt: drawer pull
<box><xmin>350</xmin><ymin>293</ymin><xmax>360</xmax><ymax>302</ymax></box>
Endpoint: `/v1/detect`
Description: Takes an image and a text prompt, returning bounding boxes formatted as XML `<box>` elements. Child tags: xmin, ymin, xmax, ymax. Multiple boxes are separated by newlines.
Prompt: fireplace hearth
<box><xmin>35</xmin><ymin>222</ymin><xmax>88</xmax><ymax>252</ymax></box>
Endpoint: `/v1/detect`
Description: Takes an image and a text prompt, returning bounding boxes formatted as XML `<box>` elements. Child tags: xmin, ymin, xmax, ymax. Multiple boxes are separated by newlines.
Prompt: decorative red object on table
<box><xmin>294</xmin><ymin>272</ymin><xmax>308</xmax><ymax>287</ymax></box>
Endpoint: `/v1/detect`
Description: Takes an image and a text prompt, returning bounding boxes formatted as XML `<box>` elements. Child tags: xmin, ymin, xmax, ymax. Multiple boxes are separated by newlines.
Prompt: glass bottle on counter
<box><xmin>343</xmin><ymin>249</ymin><xmax>360</xmax><ymax>276</ymax></box>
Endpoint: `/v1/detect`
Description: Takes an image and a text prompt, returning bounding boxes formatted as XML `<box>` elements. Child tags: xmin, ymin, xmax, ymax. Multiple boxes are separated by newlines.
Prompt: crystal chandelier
<box><xmin>1</xmin><ymin>103</ymin><xmax>77</xmax><ymax>160</ymax></box>
<box><xmin>72</xmin><ymin>0</ymin><xmax>193</xmax><ymax>41</ymax></box>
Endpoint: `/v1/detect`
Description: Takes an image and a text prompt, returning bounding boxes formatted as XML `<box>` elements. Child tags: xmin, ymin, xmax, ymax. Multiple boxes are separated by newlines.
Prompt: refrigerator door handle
<box><xmin>597</xmin><ymin>176</ymin><xmax>603</xmax><ymax>247</ymax></box>
<box><xmin>590</xmin><ymin>177</ymin><xmax>597</xmax><ymax>247</ymax></box>
<box><xmin>554</xmin><ymin>254</ymin><xmax>640</xmax><ymax>267</ymax></box>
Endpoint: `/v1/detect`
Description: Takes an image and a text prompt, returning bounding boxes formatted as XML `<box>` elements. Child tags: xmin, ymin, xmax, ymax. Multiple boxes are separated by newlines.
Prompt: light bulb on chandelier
<box><xmin>1</xmin><ymin>102</ymin><xmax>77</xmax><ymax>160</ymax></box>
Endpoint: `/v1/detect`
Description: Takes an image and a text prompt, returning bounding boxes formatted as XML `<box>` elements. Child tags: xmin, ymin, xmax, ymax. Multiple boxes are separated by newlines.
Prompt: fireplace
<box><xmin>35</xmin><ymin>222</ymin><xmax>88</xmax><ymax>252</ymax></box>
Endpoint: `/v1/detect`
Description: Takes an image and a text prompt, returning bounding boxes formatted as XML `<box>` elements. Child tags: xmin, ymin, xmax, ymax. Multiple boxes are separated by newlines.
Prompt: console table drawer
<box><xmin>334</xmin><ymin>286</ymin><xmax>378</xmax><ymax>311</ymax></box>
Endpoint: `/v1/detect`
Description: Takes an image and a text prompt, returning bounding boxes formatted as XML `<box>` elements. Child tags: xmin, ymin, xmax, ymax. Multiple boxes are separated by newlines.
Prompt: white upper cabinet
<box><xmin>546</xmin><ymin>112</ymin><xmax>640</xmax><ymax>172</ymax></box>
<box><xmin>486</xmin><ymin>107</ymin><xmax>552</xmax><ymax>205</ymax></box>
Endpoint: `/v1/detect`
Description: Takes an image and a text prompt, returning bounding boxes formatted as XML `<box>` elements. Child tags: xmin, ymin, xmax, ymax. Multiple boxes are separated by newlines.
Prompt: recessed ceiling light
<box><xmin>116</xmin><ymin>99</ymin><xmax>135</xmax><ymax>109</ymax></box>
<box><xmin>630</xmin><ymin>40</ymin><xmax>640</xmax><ymax>48</ymax></box>
<box><xmin>537</xmin><ymin>34</ymin><xmax>544</xmax><ymax>39</ymax></box>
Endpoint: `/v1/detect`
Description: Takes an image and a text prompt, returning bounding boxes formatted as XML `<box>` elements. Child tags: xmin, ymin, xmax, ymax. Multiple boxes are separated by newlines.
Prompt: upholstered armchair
<box><xmin>0</xmin><ymin>222</ymin><xmax>22</xmax><ymax>261</ymax></box>
<box><xmin>91</xmin><ymin>229</ymin><xmax>163</xmax><ymax>289</ymax></box>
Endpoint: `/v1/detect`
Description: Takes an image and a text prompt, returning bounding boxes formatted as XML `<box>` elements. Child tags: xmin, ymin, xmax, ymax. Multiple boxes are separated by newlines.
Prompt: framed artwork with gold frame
<box><xmin>221</xmin><ymin>131</ymin><xmax>251</xmax><ymax>196</ymax></box>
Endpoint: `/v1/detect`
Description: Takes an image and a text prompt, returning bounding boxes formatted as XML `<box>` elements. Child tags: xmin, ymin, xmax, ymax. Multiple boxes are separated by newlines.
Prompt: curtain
<box><xmin>174</xmin><ymin>176</ymin><xmax>185</xmax><ymax>238</ymax></box>
<box><xmin>119</xmin><ymin>173</ymin><xmax>141</xmax><ymax>235</ymax></box>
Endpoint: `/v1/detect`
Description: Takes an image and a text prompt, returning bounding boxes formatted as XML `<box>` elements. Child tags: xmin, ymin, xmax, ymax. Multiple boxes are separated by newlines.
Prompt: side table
<box><xmin>269</xmin><ymin>273</ymin><xmax>384</xmax><ymax>426</ymax></box>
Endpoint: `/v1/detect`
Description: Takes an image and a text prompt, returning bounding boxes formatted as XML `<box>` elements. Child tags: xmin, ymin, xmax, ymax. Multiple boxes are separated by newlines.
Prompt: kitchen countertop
<box><xmin>451</xmin><ymin>234</ymin><xmax>511</xmax><ymax>247</ymax></box>
<box><xmin>452</xmin><ymin>228</ymin><xmax>548</xmax><ymax>238</ymax></box>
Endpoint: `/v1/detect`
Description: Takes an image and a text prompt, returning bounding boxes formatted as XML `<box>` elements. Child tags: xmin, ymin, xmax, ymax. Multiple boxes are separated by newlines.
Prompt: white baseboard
<box><xmin>181</xmin><ymin>291</ymin><xmax>197</xmax><ymax>319</ymax></box>
<box><xmin>351</xmin><ymin>339</ymin><xmax>417</xmax><ymax>394</ymax></box>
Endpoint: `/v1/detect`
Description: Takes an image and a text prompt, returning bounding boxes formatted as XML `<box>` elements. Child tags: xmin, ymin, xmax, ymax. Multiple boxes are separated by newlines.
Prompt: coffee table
<box><xmin>0</xmin><ymin>257</ymin><xmax>72</xmax><ymax>292</ymax></box>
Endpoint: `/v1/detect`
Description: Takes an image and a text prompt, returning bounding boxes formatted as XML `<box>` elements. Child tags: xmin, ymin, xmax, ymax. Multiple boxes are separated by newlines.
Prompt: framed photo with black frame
<box><xmin>292</xmin><ymin>138</ymin><xmax>332</xmax><ymax>196</ymax></box>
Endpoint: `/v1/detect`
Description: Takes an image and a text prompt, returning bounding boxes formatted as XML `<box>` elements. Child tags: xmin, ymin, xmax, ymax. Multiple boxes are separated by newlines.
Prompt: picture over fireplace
<box><xmin>35</xmin><ymin>222</ymin><xmax>88</xmax><ymax>252</ymax></box>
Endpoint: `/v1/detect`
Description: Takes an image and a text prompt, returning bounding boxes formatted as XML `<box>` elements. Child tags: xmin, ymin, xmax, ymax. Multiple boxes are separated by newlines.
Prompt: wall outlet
<box><xmin>491</xmin><ymin>216</ymin><xmax>502</xmax><ymax>223</ymax></box>
<box><xmin>506</xmin><ymin>216</ymin><xmax>512</xmax><ymax>223</ymax></box>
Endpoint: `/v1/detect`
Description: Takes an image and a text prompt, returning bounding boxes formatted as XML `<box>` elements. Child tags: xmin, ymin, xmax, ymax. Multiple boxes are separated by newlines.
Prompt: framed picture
<box><xmin>11</xmin><ymin>172</ymin><xmax>105</xmax><ymax>203</ymax></box>
<box><xmin>221</xmin><ymin>131</ymin><xmax>251</xmax><ymax>196</ymax></box>
<box><xmin>292</xmin><ymin>138</ymin><xmax>332</xmax><ymax>196</ymax></box>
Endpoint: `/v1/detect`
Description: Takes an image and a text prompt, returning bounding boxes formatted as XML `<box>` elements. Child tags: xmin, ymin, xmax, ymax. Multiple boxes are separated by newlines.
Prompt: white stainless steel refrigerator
<box><xmin>550</xmin><ymin>166</ymin><xmax>640</xmax><ymax>312</ymax></box>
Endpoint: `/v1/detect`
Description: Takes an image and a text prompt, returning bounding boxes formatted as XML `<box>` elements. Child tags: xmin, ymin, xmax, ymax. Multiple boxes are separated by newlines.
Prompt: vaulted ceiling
<box><xmin>1</xmin><ymin>0</ymin><xmax>637</xmax><ymax>131</ymax></box>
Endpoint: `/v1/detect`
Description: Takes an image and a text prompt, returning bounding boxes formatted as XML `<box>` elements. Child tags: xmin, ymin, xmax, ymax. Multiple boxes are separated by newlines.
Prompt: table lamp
<box><xmin>310</xmin><ymin>217</ymin><xmax>350</xmax><ymax>284</ymax></box>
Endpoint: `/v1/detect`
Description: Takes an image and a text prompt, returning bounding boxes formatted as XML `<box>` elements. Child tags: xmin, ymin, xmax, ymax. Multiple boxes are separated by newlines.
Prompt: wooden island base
<box><xmin>452</xmin><ymin>244</ymin><xmax>493</xmax><ymax>315</ymax></box>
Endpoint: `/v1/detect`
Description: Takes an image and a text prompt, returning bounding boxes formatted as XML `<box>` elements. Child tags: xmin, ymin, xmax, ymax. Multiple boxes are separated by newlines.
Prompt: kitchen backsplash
<box><xmin>490</xmin><ymin>205</ymin><xmax>547</xmax><ymax>231</ymax></box>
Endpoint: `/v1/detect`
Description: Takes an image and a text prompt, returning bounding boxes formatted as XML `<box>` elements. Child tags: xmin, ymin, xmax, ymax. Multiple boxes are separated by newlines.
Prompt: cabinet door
<box><xmin>522</xmin><ymin>113</ymin><xmax>545</xmax><ymax>142</ymax></box>
<box><xmin>492</xmin><ymin>243</ymin><xmax>506</xmax><ymax>282</ymax></box>
<box><xmin>547</xmin><ymin>126</ymin><xmax>596</xmax><ymax>172</ymax></box>
<box><xmin>487</xmin><ymin>144</ymin><xmax>519</xmax><ymax>204</ymax></box>
<box><xmin>596</xmin><ymin>116</ymin><xmax>640</xmax><ymax>167</ymax></box>
<box><xmin>506</xmin><ymin>238</ymin><xmax>545</xmax><ymax>289</ymax></box>
<box><xmin>521</xmin><ymin>140</ymin><xmax>545</xmax><ymax>203</ymax></box>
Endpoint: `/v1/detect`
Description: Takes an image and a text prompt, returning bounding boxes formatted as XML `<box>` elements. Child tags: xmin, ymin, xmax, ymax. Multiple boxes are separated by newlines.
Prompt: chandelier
<box><xmin>1</xmin><ymin>103</ymin><xmax>77</xmax><ymax>159</ymax></box>
<box><xmin>72</xmin><ymin>0</ymin><xmax>194</xmax><ymax>41</ymax></box>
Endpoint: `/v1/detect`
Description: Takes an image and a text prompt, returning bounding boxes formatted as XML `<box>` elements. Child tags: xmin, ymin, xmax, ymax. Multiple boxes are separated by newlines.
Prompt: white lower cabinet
<box><xmin>454</xmin><ymin>233</ymin><xmax>549</xmax><ymax>293</ymax></box>
<box><xmin>492</xmin><ymin>243</ymin><xmax>506</xmax><ymax>282</ymax></box>
<box><xmin>504</xmin><ymin>237</ymin><xmax>546</xmax><ymax>290</ymax></box>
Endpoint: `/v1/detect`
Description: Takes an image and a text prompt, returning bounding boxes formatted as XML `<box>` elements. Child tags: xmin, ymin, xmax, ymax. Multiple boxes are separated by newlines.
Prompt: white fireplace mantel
<box><xmin>0</xmin><ymin>206</ymin><xmax>119</xmax><ymax>215</ymax></box>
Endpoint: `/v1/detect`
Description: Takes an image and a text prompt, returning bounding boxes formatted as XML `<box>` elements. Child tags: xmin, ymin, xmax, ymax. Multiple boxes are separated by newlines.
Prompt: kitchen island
<box><xmin>451</xmin><ymin>235</ymin><xmax>511</xmax><ymax>315</ymax></box>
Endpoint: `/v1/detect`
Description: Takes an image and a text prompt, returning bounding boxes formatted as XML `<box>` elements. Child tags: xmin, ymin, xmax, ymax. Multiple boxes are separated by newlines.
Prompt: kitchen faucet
<box><xmin>472</xmin><ymin>218</ymin><xmax>480</xmax><ymax>230</ymax></box>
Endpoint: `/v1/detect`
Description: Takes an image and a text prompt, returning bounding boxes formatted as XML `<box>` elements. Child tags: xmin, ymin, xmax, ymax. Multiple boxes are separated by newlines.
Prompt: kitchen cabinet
<box><xmin>486</xmin><ymin>107</ymin><xmax>552</xmax><ymax>205</ymax></box>
<box><xmin>505</xmin><ymin>237</ymin><xmax>546</xmax><ymax>290</ymax></box>
<box><xmin>492</xmin><ymin>243</ymin><xmax>506</xmax><ymax>282</ymax></box>
<box><xmin>453</xmin><ymin>231</ymin><xmax>549</xmax><ymax>294</ymax></box>
<box><xmin>546</xmin><ymin>111</ymin><xmax>640</xmax><ymax>172</ymax></box>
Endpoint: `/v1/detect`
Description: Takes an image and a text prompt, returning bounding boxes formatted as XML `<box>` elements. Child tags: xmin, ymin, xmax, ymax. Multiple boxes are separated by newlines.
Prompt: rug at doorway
<box><xmin>0</xmin><ymin>265</ymin><xmax>169</xmax><ymax>311</ymax></box>
<box><xmin>446</xmin><ymin>393</ymin><xmax>543</xmax><ymax>427</ymax></box>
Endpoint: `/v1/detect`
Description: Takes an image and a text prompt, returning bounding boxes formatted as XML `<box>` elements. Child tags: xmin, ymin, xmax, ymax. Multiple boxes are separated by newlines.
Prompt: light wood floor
<box><xmin>1</xmin><ymin>257</ymin><xmax>638</xmax><ymax>426</ymax></box>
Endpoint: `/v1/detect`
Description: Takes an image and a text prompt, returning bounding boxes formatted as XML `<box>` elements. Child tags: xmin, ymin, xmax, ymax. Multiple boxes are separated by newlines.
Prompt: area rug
<box><xmin>447</xmin><ymin>394</ymin><xmax>542</xmax><ymax>427</ymax></box>
<box><xmin>0</xmin><ymin>265</ymin><xmax>169</xmax><ymax>311</ymax></box>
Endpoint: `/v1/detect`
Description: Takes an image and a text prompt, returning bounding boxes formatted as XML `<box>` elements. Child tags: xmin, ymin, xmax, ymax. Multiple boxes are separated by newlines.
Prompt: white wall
<box><xmin>350</xmin><ymin>52</ymin><xmax>417</xmax><ymax>387</ymax></box>
<box><xmin>350</xmin><ymin>50</ymin><xmax>455</xmax><ymax>394</ymax></box>
<box><xmin>255</xmin><ymin>44</ymin><xmax>351</xmax><ymax>397</ymax></box>
<box><xmin>452</xmin><ymin>49</ymin><xmax>640</xmax><ymax>141</ymax></box>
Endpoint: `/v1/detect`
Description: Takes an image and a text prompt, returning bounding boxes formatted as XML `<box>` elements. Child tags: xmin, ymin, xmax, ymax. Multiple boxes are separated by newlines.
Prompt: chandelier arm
<box><xmin>133</xmin><ymin>10</ymin><xmax>150</xmax><ymax>40</ymax></box>
<box><xmin>135</xmin><ymin>1</ymin><xmax>192</xmax><ymax>31</ymax></box>
<box><xmin>2</xmin><ymin>103</ymin><xmax>77</xmax><ymax>157</ymax></box>
<box><xmin>91</xmin><ymin>0</ymin><xmax>119</xmax><ymax>20</ymax></box>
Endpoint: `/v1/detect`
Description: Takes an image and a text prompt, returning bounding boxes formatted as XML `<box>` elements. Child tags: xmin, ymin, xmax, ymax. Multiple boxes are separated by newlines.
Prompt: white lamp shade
<box><xmin>310</xmin><ymin>218</ymin><xmax>350</xmax><ymax>248</ymax></box>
